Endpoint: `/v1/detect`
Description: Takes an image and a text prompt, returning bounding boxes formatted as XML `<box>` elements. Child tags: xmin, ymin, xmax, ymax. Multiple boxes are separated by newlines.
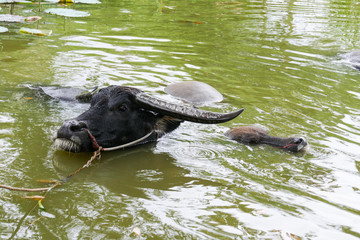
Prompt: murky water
<box><xmin>1</xmin><ymin>0</ymin><xmax>360</xmax><ymax>239</ymax></box>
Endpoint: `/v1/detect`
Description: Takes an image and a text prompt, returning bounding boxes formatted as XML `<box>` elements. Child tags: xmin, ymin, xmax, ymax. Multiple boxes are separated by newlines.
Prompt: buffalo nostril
<box><xmin>78</xmin><ymin>121</ymin><xmax>87</xmax><ymax>129</ymax></box>
<box><xmin>69</xmin><ymin>120</ymin><xmax>88</xmax><ymax>132</ymax></box>
<box><xmin>293</xmin><ymin>137</ymin><xmax>307</xmax><ymax>146</ymax></box>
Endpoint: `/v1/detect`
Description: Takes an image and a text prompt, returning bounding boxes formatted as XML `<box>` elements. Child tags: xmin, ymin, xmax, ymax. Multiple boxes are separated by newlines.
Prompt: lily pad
<box><xmin>0</xmin><ymin>26</ymin><xmax>8</xmax><ymax>33</ymax></box>
<box><xmin>0</xmin><ymin>0</ymin><xmax>31</xmax><ymax>3</ymax></box>
<box><xmin>165</xmin><ymin>81</ymin><xmax>224</xmax><ymax>105</ymax></box>
<box><xmin>19</xmin><ymin>27</ymin><xmax>52</xmax><ymax>36</ymax></box>
<box><xmin>75</xmin><ymin>0</ymin><xmax>101</xmax><ymax>4</ymax></box>
<box><xmin>74</xmin><ymin>0</ymin><xmax>101</xmax><ymax>4</ymax></box>
<box><xmin>59</xmin><ymin>0</ymin><xmax>100</xmax><ymax>3</ymax></box>
<box><xmin>44</xmin><ymin>8</ymin><xmax>90</xmax><ymax>17</ymax></box>
<box><xmin>44</xmin><ymin>0</ymin><xmax>100</xmax><ymax>3</ymax></box>
<box><xmin>0</xmin><ymin>14</ymin><xmax>25</xmax><ymax>22</ymax></box>
<box><xmin>0</xmin><ymin>14</ymin><xmax>41</xmax><ymax>23</ymax></box>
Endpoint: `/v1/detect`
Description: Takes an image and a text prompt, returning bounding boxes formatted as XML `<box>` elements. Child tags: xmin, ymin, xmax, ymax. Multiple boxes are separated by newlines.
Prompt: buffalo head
<box><xmin>54</xmin><ymin>85</ymin><xmax>243</xmax><ymax>152</ymax></box>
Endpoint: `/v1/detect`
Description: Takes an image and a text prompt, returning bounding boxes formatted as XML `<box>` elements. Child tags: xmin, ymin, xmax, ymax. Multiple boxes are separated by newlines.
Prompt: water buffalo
<box><xmin>54</xmin><ymin>85</ymin><xmax>244</xmax><ymax>153</ymax></box>
<box><xmin>225</xmin><ymin>126</ymin><xmax>307</xmax><ymax>152</ymax></box>
<box><xmin>164</xmin><ymin>81</ymin><xmax>223</xmax><ymax>105</ymax></box>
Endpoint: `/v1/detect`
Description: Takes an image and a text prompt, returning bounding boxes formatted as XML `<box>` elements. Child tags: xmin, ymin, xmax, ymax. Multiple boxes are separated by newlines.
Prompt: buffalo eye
<box><xmin>119</xmin><ymin>105</ymin><xmax>127</xmax><ymax>112</ymax></box>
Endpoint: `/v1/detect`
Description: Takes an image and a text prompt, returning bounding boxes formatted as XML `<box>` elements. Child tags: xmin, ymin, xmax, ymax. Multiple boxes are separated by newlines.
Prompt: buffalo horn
<box><xmin>75</xmin><ymin>87</ymin><xmax>100</xmax><ymax>103</ymax></box>
<box><xmin>135</xmin><ymin>93</ymin><xmax>244</xmax><ymax>124</ymax></box>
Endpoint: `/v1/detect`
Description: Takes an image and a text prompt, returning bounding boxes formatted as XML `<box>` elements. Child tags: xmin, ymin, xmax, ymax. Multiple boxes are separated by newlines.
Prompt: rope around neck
<box><xmin>86</xmin><ymin>129</ymin><xmax>154</xmax><ymax>152</ymax></box>
<box><xmin>273</xmin><ymin>143</ymin><xmax>296</xmax><ymax>149</ymax></box>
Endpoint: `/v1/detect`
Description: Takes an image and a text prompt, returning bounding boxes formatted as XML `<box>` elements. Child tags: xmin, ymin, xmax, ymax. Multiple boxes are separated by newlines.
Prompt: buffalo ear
<box><xmin>75</xmin><ymin>87</ymin><xmax>100</xmax><ymax>103</ymax></box>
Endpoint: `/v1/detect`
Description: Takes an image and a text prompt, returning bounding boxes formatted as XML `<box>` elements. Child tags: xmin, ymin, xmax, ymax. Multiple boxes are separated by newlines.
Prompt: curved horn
<box><xmin>135</xmin><ymin>93</ymin><xmax>244</xmax><ymax>124</ymax></box>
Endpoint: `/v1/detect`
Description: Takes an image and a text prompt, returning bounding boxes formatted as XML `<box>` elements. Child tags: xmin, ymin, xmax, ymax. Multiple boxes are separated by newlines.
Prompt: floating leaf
<box><xmin>44</xmin><ymin>0</ymin><xmax>100</xmax><ymax>3</ymax></box>
<box><xmin>40</xmin><ymin>211</ymin><xmax>56</xmax><ymax>218</ymax></box>
<box><xmin>0</xmin><ymin>14</ymin><xmax>25</xmax><ymax>22</ymax></box>
<box><xmin>286</xmin><ymin>232</ymin><xmax>302</xmax><ymax>240</ymax></box>
<box><xmin>0</xmin><ymin>26</ymin><xmax>8</xmax><ymax>33</ymax></box>
<box><xmin>42</xmin><ymin>0</ymin><xmax>60</xmax><ymax>3</ymax></box>
<box><xmin>74</xmin><ymin>0</ymin><xmax>101</xmax><ymax>4</ymax></box>
<box><xmin>19</xmin><ymin>27</ymin><xmax>52</xmax><ymax>36</ymax></box>
<box><xmin>44</xmin><ymin>8</ymin><xmax>90</xmax><ymax>17</ymax></box>
<box><xmin>25</xmin><ymin>16</ymin><xmax>42</xmax><ymax>22</ymax></box>
<box><xmin>0</xmin><ymin>14</ymin><xmax>41</xmax><ymax>23</ymax></box>
<box><xmin>0</xmin><ymin>0</ymin><xmax>31</xmax><ymax>3</ymax></box>
<box><xmin>132</xmin><ymin>227</ymin><xmax>141</xmax><ymax>236</ymax></box>
<box><xmin>24</xmin><ymin>195</ymin><xmax>45</xmax><ymax>201</ymax></box>
<box><xmin>38</xmin><ymin>200</ymin><xmax>46</xmax><ymax>211</ymax></box>
<box><xmin>36</xmin><ymin>179</ymin><xmax>58</xmax><ymax>184</ymax></box>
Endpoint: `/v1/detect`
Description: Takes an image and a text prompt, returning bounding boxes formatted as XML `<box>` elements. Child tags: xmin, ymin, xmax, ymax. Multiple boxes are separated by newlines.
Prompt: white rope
<box><xmin>102</xmin><ymin>131</ymin><xmax>154</xmax><ymax>151</ymax></box>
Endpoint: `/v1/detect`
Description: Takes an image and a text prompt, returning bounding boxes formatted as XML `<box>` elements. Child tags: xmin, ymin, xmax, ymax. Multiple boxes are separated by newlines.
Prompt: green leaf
<box><xmin>38</xmin><ymin>200</ymin><xmax>46</xmax><ymax>211</ymax></box>
<box><xmin>0</xmin><ymin>26</ymin><xmax>8</xmax><ymax>33</ymax></box>
<box><xmin>43</xmin><ymin>0</ymin><xmax>100</xmax><ymax>4</ymax></box>
<box><xmin>58</xmin><ymin>0</ymin><xmax>74</xmax><ymax>3</ymax></box>
<box><xmin>0</xmin><ymin>0</ymin><xmax>31</xmax><ymax>3</ymax></box>
<box><xmin>74</xmin><ymin>0</ymin><xmax>101</xmax><ymax>4</ymax></box>
<box><xmin>19</xmin><ymin>27</ymin><xmax>52</xmax><ymax>36</ymax></box>
<box><xmin>40</xmin><ymin>211</ymin><xmax>56</xmax><ymax>218</ymax></box>
<box><xmin>44</xmin><ymin>8</ymin><xmax>90</xmax><ymax>17</ymax></box>
<box><xmin>0</xmin><ymin>14</ymin><xmax>41</xmax><ymax>23</ymax></box>
<box><xmin>0</xmin><ymin>14</ymin><xmax>25</xmax><ymax>22</ymax></box>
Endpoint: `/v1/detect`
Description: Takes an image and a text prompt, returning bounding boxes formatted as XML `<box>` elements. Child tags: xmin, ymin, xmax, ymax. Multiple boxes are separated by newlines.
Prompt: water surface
<box><xmin>1</xmin><ymin>0</ymin><xmax>360</xmax><ymax>239</ymax></box>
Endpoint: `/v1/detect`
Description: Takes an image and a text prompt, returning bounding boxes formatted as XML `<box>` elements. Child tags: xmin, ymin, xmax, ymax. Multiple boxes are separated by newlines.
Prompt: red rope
<box><xmin>273</xmin><ymin>143</ymin><xmax>296</xmax><ymax>149</ymax></box>
<box><xmin>86</xmin><ymin>129</ymin><xmax>103</xmax><ymax>151</ymax></box>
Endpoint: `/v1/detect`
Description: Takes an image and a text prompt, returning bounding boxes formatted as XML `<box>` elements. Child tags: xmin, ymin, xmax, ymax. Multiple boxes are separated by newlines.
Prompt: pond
<box><xmin>1</xmin><ymin>0</ymin><xmax>360</xmax><ymax>239</ymax></box>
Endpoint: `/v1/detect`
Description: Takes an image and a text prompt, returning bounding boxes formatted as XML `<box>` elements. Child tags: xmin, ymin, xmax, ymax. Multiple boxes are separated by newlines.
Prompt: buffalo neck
<box><xmin>261</xmin><ymin>135</ymin><xmax>294</xmax><ymax>148</ymax></box>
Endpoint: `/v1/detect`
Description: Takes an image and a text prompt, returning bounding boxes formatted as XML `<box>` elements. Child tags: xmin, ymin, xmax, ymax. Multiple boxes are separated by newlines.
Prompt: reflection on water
<box><xmin>1</xmin><ymin>0</ymin><xmax>360</xmax><ymax>239</ymax></box>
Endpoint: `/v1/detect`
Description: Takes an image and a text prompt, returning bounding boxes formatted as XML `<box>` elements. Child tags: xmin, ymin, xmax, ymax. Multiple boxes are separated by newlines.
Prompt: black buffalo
<box><xmin>54</xmin><ymin>86</ymin><xmax>243</xmax><ymax>152</ymax></box>
<box><xmin>225</xmin><ymin>126</ymin><xmax>307</xmax><ymax>152</ymax></box>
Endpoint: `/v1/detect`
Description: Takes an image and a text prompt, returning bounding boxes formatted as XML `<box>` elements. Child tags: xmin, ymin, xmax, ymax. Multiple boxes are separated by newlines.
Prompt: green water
<box><xmin>1</xmin><ymin>0</ymin><xmax>360</xmax><ymax>239</ymax></box>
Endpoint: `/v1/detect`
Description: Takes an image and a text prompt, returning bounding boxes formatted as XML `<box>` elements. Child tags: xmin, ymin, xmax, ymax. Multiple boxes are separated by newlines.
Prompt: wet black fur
<box><xmin>55</xmin><ymin>86</ymin><xmax>182</xmax><ymax>152</ymax></box>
